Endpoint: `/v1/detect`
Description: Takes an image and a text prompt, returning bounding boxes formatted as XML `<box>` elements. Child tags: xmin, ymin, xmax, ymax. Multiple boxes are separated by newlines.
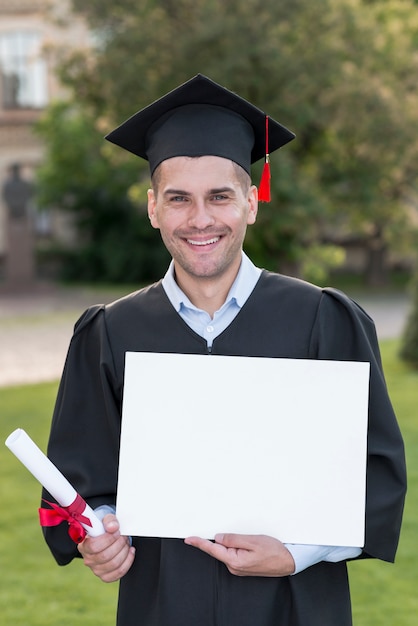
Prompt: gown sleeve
<box><xmin>310</xmin><ymin>288</ymin><xmax>406</xmax><ymax>563</ymax></box>
<box><xmin>41</xmin><ymin>305</ymin><xmax>123</xmax><ymax>565</ymax></box>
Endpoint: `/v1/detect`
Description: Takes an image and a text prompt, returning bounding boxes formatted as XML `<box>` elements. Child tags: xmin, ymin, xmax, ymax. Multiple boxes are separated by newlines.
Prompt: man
<box><xmin>42</xmin><ymin>75</ymin><xmax>406</xmax><ymax>625</ymax></box>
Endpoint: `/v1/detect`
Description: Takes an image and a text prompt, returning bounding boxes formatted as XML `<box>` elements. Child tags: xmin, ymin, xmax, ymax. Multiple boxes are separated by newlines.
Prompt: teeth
<box><xmin>187</xmin><ymin>237</ymin><xmax>219</xmax><ymax>246</ymax></box>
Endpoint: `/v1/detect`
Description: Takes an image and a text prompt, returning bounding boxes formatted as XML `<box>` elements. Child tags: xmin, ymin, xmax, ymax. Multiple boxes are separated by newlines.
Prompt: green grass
<box><xmin>0</xmin><ymin>382</ymin><xmax>117</xmax><ymax>625</ymax></box>
<box><xmin>0</xmin><ymin>341</ymin><xmax>416</xmax><ymax>624</ymax></box>
<box><xmin>349</xmin><ymin>340</ymin><xmax>418</xmax><ymax>625</ymax></box>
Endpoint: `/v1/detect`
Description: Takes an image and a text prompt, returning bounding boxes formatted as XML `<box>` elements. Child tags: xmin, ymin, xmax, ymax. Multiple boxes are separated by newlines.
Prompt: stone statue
<box><xmin>3</xmin><ymin>163</ymin><xmax>34</xmax><ymax>219</ymax></box>
<box><xmin>2</xmin><ymin>163</ymin><xmax>35</xmax><ymax>288</ymax></box>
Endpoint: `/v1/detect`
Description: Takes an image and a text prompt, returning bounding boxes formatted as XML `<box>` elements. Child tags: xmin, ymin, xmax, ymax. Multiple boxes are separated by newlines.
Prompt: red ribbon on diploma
<box><xmin>39</xmin><ymin>494</ymin><xmax>92</xmax><ymax>544</ymax></box>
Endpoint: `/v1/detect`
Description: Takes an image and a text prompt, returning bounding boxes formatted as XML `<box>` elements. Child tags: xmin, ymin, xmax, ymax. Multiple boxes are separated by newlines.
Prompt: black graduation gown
<box><xmin>42</xmin><ymin>271</ymin><xmax>406</xmax><ymax>626</ymax></box>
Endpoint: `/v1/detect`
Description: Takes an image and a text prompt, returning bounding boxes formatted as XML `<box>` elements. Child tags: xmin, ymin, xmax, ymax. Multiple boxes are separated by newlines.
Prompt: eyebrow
<box><xmin>209</xmin><ymin>187</ymin><xmax>236</xmax><ymax>195</ymax></box>
<box><xmin>163</xmin><ymin>189</ymin><xmax>189</xmax><ymax>196</ymax></box>
<box><xmin>163</xmin><ymin>186</ymin><xmax>236</xmax><ymax>196</ymax></box>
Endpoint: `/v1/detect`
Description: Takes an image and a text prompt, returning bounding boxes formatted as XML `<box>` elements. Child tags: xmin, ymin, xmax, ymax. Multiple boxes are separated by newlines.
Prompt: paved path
<box><xmin>0</xmin><ymin>285</ymin><xmax>127</xmax><ymax>388</ymax></box>
<box><xmin>348</xmin><ymin>290</ymin><xmax>412</xmax><ymax>341</ymax></box>
<box><xmin>0</xmin><ymin>284</ymin><xmax>412</xmax><ymax>388</ymax></box>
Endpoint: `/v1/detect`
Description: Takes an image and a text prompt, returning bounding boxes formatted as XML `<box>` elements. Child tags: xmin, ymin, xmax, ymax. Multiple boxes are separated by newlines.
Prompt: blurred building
<box><xmin>0</xmin><ymin>0</ymin><xmax>90</xmax><ymax>275</ymax></box>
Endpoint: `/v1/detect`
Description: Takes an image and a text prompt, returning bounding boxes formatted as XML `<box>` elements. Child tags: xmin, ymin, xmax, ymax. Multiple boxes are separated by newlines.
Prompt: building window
<box><xmin>0</xmin><ymin>31</ymin><xmax>48</xmax><ymax>109</ymax></box>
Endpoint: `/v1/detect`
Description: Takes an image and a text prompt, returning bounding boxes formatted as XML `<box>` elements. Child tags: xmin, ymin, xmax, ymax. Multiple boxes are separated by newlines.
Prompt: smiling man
<box><xmin>148</xmin><ymin>155</ymin><xmax>258</xmax><ymax>315</ymax></box>
<box><xmin>41</xmin><ymin>75</ymin><xmax>406</xmax><ymax>626</ymax></box>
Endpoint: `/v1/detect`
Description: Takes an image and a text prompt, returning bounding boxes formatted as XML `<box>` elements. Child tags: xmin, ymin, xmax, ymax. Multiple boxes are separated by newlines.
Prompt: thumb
<box><xmin>215</xmin><ymin>533</ymin><xmax>258</xmax><ymax>550</ymax></box>
<box><xmin>103</xmin><ymin>513</ymin><xmax>120</xmax><ymax>534</ymax></box>
<box><xmin>215</xmin><ymin>533</ymin><xmax>243</xmax><ymax>547</ymax></box>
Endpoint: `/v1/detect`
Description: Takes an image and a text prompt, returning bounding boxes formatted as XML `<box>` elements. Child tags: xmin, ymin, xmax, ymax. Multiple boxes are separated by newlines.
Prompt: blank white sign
<box><xmin>117</xmin><ymin>352</ymin><xmax>370</xmax><ymax>546</ymax></box>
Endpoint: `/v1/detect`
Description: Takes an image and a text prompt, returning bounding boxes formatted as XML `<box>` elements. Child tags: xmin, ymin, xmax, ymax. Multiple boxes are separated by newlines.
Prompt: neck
<box><xmin>174</xmin><ymin>263</ymin><xmax>240</xmax><ymax>318</ymax></box>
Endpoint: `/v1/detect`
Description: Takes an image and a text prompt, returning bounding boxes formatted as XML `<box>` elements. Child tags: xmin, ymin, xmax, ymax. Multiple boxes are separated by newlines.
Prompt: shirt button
<box><xmin>207</xmin><ymin>325</ymin><xmax>214</xmax><ymax>333</ymax></box>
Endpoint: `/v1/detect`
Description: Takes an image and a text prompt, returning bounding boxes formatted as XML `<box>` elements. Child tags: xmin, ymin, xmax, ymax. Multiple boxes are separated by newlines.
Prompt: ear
<box><xmin>246</xmin><ymin>185</ymin><xmax>258</xmax><ymax>225</ymax></box>
<box><xmin>147</xmin><ymin>188</ymin><xmax>159</xmax><ymax>229</ymax></box>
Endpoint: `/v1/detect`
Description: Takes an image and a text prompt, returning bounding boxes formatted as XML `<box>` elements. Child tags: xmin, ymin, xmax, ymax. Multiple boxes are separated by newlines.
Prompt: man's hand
<box><xmin>77</xmin><ymin>514</ymin><xmax>136</xmax><ymax>582</ymax></box>
<box><xmin>184</xmin><ymin>534</ymin><xmax>295</xmax><ymax>577</ymax></box>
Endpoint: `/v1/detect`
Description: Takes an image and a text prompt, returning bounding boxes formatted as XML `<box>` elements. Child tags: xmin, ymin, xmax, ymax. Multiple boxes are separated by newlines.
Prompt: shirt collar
<box><xmin>162</xmin><ymin>252</ymin><xmax>262</xmax><ymax>313</ymax></box>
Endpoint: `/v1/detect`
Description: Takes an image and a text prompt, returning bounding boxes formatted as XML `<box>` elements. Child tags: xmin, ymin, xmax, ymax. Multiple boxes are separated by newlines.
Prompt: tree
<box><xmin>399</xmin><ymin>271</ymin><xmax>418</xmax><ymax>367</ymax></box>
<box><xmin>36</xmin><ymin>102</ymin><xmax>170</xmax><ymax>282</ymax></box>
<box><xmin>316</xmin><ymin>1</ymin><xmax>418</xmax><ymax>284</ymax></box>
<box><xmin>41</xmin><ymin>0</ymin><xmax>418</xmax><ymax>284</ymax></box>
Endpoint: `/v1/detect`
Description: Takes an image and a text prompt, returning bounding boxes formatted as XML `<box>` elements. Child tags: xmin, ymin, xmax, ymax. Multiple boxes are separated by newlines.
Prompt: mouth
<box><xmin>186</xmin><ymin>236</ymin><xmax>220</xmax><ymax>247</ymax></box>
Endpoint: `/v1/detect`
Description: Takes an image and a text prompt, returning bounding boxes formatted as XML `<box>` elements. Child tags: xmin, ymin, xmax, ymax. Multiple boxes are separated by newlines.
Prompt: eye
<box><xmin>169</xmin><ymin>195</ymin><xmax>188</xmax><ymax>203</ymax></box>
<box><xmin>211</xmin><ymin>194</ymin><xmax>229</xmax><ymax>201</ymax></box>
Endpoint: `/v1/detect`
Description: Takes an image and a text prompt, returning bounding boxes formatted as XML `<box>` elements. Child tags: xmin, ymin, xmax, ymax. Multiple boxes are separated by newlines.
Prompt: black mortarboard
<box><xmin>105</xmin><ymin>74</ymin><xmax>295</xmax><ymax>201</ymax></box>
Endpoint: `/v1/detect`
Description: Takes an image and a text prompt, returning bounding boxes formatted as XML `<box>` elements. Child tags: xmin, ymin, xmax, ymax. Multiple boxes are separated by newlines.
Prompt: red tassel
<box><xmin>258</xmin><ymin>158</ymin><xmax>271</xmax><ymax>202</ymax></box>
<box><xmin>258</xmin><ymin>115</ymin><xmax>271</xmax><ymax>203</ymax></box>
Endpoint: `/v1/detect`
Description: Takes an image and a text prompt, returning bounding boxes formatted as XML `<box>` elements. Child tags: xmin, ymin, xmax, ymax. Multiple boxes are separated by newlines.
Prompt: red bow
<box><xmin>39</xmin><ymin>494</ymin><xmax>92</xmax><ymax>544</ymax></box>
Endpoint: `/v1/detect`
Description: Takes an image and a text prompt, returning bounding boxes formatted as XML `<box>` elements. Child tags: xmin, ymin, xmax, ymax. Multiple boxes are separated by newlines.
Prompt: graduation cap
<box><xmin>105</xmin><ymin>74</ymin><xmax>295</xmax><ymax>202</ymax></box>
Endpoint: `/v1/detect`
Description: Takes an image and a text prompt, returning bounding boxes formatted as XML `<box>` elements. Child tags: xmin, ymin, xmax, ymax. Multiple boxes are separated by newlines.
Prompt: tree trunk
<box><xmin>364</xmin><ymin>226</ymin><xmax>389</xmax><ymax>287</ymax></box>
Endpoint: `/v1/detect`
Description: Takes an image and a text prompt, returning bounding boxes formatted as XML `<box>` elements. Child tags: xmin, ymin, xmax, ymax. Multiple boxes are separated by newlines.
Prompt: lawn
<box><xmin>0</xmin><ymin>340</ymin><xmax>416</xmax><ymax>624</ymax></box>
<box><xmin>0</xmin><ymin>381</ymin><xmax>117</xmax><ymax>626</ymax></box>
<box><xmin>349</xmin><ymin>340</ymin><xmax>418</xmax><ymax>625</ymax></box>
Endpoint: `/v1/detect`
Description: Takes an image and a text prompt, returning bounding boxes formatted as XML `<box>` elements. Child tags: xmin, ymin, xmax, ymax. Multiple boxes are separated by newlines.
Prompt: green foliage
<box><xmin>399</xmin><ymin>272</ymin><xmax>418</xmax><ymax>367</ymax></box>
<box><xmin>40</xmin><ymin>0</ymin><xmax>418</xmax><ymax>282</ymax></box>
<box><xmin>1</xmin><ymin>340</ymin><xmax>417</xmax><ymax>624</ymax></box>
<box><xmin>35</xmin><ymin>102</ymin><xmax>170</xmax><ymax>283</ymax></box>
<box><xmin>299</xmin><ymin>244</ymin><xmax>346</xmax><ymax>286</ymax></box>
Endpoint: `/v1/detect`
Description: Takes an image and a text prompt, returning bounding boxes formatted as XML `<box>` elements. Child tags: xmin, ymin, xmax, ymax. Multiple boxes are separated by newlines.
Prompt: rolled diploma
<box><xmin>5</xmin><ymin>428</ymin><xmax>105</xmax><ymax>537</ymax></box>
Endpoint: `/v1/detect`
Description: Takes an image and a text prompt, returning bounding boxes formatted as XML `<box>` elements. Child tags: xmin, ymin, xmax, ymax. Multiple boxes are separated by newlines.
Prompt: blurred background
<box><xmin>1</xmin><ymin>0</ymin><xmax>418</xmax><ymax>290</ymax></box>
<box><xmin>0</xmin><ymin>1</ymin><xmax>417</xmax><ymax>624</ymax></box>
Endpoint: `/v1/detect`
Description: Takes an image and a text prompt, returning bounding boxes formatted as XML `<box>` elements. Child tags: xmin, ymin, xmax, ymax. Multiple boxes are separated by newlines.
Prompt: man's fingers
<box><xmin>81</xmin><ymin>534</ymin><xmax>129</xmax><ymax>563</ymax></box>
<box><xmin>77</xmin><ymin>513</ymin><xmax>136</xmax><ymax>582</ymax></box>
<box><xmin>185</xmin><ymin>534</ymin><xmax>295</xmax><ymax>577</ymax></box>
<box><xmin>184</xmin><ymin>536</ymin><xmax>230</xmax><ymax>562</ymax></box>
<box><xmin>214</xmin><ymin>533</ymin><xmax>256</xmax><ymax>549</ymax></box>
<box><xmin>93</xmin><ymin>545</ymin><xmax>136</xmax><ymax>583</ymax></box>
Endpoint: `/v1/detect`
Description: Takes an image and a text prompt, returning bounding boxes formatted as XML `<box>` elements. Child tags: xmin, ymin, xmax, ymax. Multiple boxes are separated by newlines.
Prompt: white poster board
<box><xmin>117</xmin><ymin>352</ymin><xmax>370</xmax><ymax>546</ymax></box>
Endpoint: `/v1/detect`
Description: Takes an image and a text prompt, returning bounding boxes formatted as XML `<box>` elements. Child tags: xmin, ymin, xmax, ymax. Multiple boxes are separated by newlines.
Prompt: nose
<box><xmin>187</xmin><ymin>200</ymin><xmax>215</xmax><ymax>230</ymax></box>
